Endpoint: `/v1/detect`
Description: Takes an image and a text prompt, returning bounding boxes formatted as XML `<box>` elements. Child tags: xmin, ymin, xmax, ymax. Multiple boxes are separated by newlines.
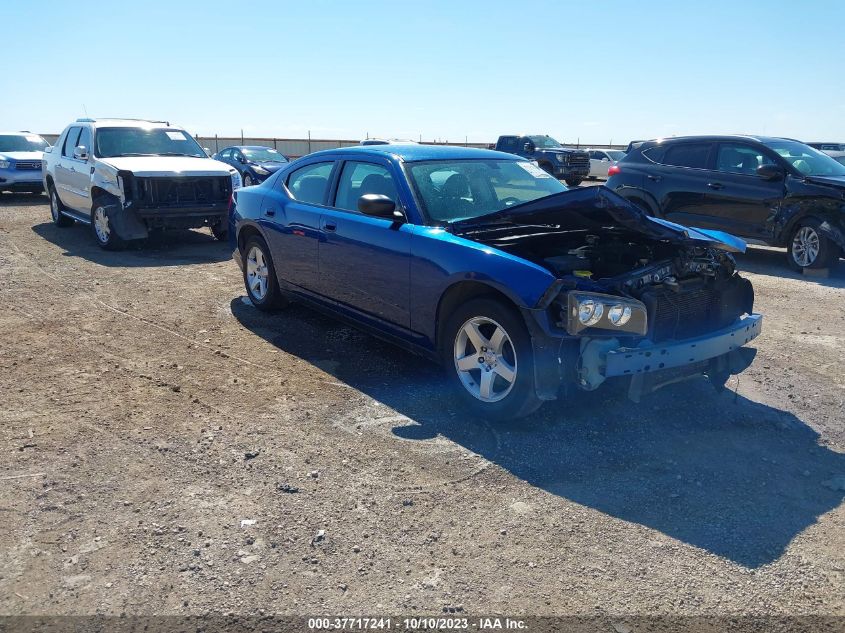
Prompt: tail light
<box><xmin>228</xmin><ymin>193</ymin><xmax>235</xmax><ymax>219</ymax></box>
<box><xmin>607</xmin><ymin>165</ymin><xmax>621</xmax><ymax>177</ymax></box>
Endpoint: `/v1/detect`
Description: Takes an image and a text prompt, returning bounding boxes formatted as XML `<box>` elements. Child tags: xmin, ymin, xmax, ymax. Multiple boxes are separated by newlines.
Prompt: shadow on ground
<box><xmin>231</xmin><ymin>297</ymin><xmax>845</xmax><ymax>569</ymax></box>
<box><xmin>0</xmin><ymin>192</ymin><xmax>48</xmax><ymax>208</ymax></box>
<box><xmin>735</xmin><ymin>246</ymin><xmax>845</xmax><ymax>289</ymax></box>
<box><xmin>31</xmin><ymin>222</ymin><xmax>231</xmax><ymax>267</ymax></box>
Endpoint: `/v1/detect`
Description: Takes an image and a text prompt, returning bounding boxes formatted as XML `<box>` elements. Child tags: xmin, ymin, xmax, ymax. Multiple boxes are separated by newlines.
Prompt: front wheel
<box><xmin>91</xmin><ymin>197</ymin><xmax>125</xmax><ymax>250</ymax></box>
<box><xmin>443</xmin><ymin>298</ymin><xmax>542</xmax><ymax>421</ymax></box>
<box><xmin>242</xmin><ymin>173</ymin><xmax>255</xmax><ymax>187</ymax></box>
<box><xmin>788</xmin><ymin>219</ymin><xmax>839</xmax><ymax>270</ymax></box>
<box><xmin>565</xmin><ymin>177</ymin><xmax>583</xmax><ymax>187</ymax></box>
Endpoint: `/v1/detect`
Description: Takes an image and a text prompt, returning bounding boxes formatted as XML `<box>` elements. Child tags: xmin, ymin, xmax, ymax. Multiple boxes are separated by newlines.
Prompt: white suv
<box><xmin>43</xmin><ymin>118</ymin><xmax>241</xmax><ymax>249</ymax></box>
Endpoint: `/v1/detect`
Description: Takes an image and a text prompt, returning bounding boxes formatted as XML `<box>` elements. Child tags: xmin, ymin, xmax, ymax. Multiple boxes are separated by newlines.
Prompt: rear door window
<box><xmin>661</xmin><ymin>143</ymin><xmax>713</xmax><ymax>169</ymax></box>
<box><xmin>286</xmin><ymin>162</ymin><xmax>334</xmax><ymax>205</ymax></box>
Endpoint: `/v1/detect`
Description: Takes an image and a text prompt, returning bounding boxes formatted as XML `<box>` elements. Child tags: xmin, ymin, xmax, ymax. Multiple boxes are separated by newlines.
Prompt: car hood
<box><xmin>0</xmin><ymin>151</ymin><xmax>44</xmax><ymax>161</ymax></box>
<box><xmin>803</xmin><ymin>175</ymin><xmax>845</xmax><ymax>189</ymax></box>
<box><xmin>253</xmin><ymin>161</ymin><xmax>287</xmax><ymax>173</ymax></box>
<box><xmin>99</xmin><ymin>156</ymin><xmax>236</xmax><ymax>177</ymax></box>
<box><xmin>451</xmin><ymin>186</ymin><xmax>747</xmax><ymax>253</ymax></box>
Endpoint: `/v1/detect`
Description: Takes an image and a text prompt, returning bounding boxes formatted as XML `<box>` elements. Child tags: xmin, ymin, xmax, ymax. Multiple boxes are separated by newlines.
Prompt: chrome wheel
<box><xmin>50</xmin><ymin>190</ymin><xmax>60</xmax><ymax>221</ymax></box>
<box><xmin>246</xmin><ymin>245</ymin><xmax>269</xmax><ymax>301</ymax></box>
<box><xmin>94</xmin><ymin>206</ymin><xmax>111</xmax><ymax>243</ymax></box>
<box><xmin>243</xmin><ymin>173</ymin><xmax>254</xmax><ymax>187</ymax></box>
<box><xmin>454</xmin><ymin>316</ymin><xmax>517</xmax><ymax>403</ymax></box>
<box><xmin>792</xmin><ymin>226</ymin><xmax>820</xmax><ymax>268</ymax></box>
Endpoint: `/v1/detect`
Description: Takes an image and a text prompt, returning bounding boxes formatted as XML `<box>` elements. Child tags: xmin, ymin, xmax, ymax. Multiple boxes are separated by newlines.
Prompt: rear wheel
<box><xmin>242</xmin><ymin>235</ymin><xmax>285</xmax><ymax>311</ymax></box>
<box><xmin>211</xmin><ymin>221</ymin><xmax>228</xmax><ymax>241</ymax></box>
<box><xmin>49</xmin><ymin>186</ymin><xmax>74</xmax><ymax>227</ymax></box>
<box><xmin>788</xmin><ymin>219</ymin><xmax>839</xmax><ymax>270</ymax></box>
<box><xmin>443</xmin><ymin>298</ymin><xmax>542</xmax><ymax>420</ymax></box>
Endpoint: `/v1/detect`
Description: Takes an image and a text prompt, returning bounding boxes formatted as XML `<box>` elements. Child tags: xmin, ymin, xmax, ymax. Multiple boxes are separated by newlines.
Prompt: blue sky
<box><xmin>2</xmin><ymin>0</ymin><xmax>843</xmax><ymax>143</ymax></box>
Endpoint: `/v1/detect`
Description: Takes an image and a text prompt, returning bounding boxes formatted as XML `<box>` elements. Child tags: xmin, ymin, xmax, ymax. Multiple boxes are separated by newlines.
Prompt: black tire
<box><xmin>539</xmin><ymin>162</ymin><xmax>555</xmax><ymax>176</ymax></box>
<box><xmin>787</xmin><ymin>218</ymin><xmax>839</xmax><ymax>271</ymax></box>
<box><xmin>242</xmin><ymin>234</ymin><xmax>285</xmax><ymax>311</ymax></box>
<box><xmin>49</xmin><ymin>186</ymin><xmax>74</xmax><ymax>227</ymax></box>
<box><xmin>242</xmin><ymin>173</ymin><xmax>255</xmax><ymax>187</ymax></box>
<box><xmin>442</xmin><ymin>298</ymin><xmax>543</xmax><ymax>421</ymax></box>
<box><xmin>91</xmin><ymin>196</ymin><xmax>125</xmax><ymax>251</ymax></box>
<box><xmin>565</xmin><ymin>177</ymin><xmax>583</xmax><ymax>187</ymax></box>
<box><xmin>211</xmin><ymin>221</ymin><xmax>228</xmax><ymax>241</ymax></box>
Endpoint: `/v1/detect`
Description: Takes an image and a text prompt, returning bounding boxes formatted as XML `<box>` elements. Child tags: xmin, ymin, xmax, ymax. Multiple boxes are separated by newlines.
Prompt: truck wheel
<box><xmin>443</xmin><ymin>298</ymin><xmax>543</xmax><ymax>421</ymax></box>
<box><xmin>565</xmin><ymin>177</ymin><xmax>583</xmax><ymax>187</ymax></box>
<box><xmin>211</xmin><ymin>221</ymin><xmax>228</xmax><ymax>241</ymax></box>
<box><xmin>49</xmin><ymin>186</ymin><xmax>74</xmax><ymax>227</ymax></box>
<box><xmin>91</xmin><ymin>196</ymin><xmax>125</xmax><ymax>251</ymax></box>
<box><xmin>788</xmin><ymin>218</ymin><xmax>839</xmax><ymax>270</ymax></box>
<box><xmin>242</xmin><ymin>235</ymin><xmax>286</xmax><ymax>311</ymax></box>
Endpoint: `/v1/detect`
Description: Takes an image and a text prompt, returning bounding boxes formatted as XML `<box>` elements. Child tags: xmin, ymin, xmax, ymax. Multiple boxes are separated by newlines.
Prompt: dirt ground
<box><xmin>1</xmin><ymin>191</ymin><xmax>843</xmax><ymax>620</ymax></box>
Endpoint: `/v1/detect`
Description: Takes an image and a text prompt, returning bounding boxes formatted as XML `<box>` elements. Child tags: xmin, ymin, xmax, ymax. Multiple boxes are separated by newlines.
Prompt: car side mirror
<box><xmin>358</xmin><ymin>194</ymin><xmax>403</xmax><ymax>221</ymax></box>
<box><xmin>238</xmin><ymin>156</ymin><xmax>246</xmax><ymax>164</ymax></box>
<box><xmin>601</xmin><ymin>157</ymin><xmax>609</xmax><ymax>162</ymax></box>
<box><xmin>73</xmin><ymin>145</ymin><xmax>89</xmax><ymax>160</ymax></box>
<box><xmin>203</xmin><ymin>147</ymin><xmax>212</xmax><ymax>156</ymax></box>
<box><xmin>757</xmin><ymin>164</ymin><xmax>784</xmax><ymax>181</ymax></box>
<box><xmin>523</xmin><ymin>143</ymin><xmax>535</xmax><ymax>153</ymax></box>
<box><xmin>44</xmin><ymin>146</ymin><xmax>53</xmax><ymax>154</ymax></box>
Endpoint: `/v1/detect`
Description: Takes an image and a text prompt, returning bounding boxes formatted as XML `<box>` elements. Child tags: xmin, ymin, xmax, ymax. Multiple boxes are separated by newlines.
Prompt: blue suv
<box><xmin>0</xmin><ymin>132</ymin><xmax>50</xmax><ymax>194</ymax></box>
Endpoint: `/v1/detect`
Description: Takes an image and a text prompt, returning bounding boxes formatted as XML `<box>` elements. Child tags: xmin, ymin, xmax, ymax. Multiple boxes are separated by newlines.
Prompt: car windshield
<box><xmin>763</xmin><ymin>139</ymin><xmax>845</xmax><ymax>177</ymax></box>
<box><xmin>607</xmin><ymin>150</ymin><xmax>626</xmax><ymax>161</ymax></box>
<box><xmin>528</xmin><ymin>135</ymin><xmax>563</xmax><ymax>149</ymax></box>
<box><xmin>242</xmin><ymin>147</ymin><xmax>287</xmax><ymax>162</ymax></box>
<box><xmin>407</xmin><ymin>159</ymin><xmax>568</xmax><ymax>224</ymax></box>
<box><xmin>95</xmin><ymin>127</ymin><xmax>206</xmax><ymax>158</ymax></box>
<box><xmin>0</xmin><ymin>134</ymin><xmax>49</xmax><ymax>152</ymax></box>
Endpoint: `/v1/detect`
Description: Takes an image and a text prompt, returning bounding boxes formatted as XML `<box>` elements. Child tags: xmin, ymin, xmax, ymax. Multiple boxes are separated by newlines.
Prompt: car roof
<box><xmin>73</xmin><ymin>118</ymin><xmax>178</xmax><ymax>129</ymax></box>
<box><xmin>643</xmin><ymin>134</ymin><xmax>796</xmax><ymax>145</ymax></box>
<box><xmin>305</xmin><ymin>144</ymin><xmax>519</xmax><ymax>162</ymax></box>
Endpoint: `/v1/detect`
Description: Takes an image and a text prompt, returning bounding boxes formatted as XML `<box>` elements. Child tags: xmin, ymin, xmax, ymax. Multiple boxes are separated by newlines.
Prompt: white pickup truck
<box><xmin>43</xmin><ymin>118</ymin><xmax>241</xmax><ymax>249</ymax></box>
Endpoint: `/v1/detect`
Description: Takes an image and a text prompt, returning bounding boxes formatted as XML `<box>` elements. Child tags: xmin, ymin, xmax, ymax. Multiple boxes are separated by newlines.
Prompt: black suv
<box><xmin>606</xmin><ymin>135</ymin><xmax>845</xmax><ymax>270</ymax></box>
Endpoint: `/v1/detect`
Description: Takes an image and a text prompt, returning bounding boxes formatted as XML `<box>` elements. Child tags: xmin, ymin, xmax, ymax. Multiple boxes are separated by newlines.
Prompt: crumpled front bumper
<box><xmin>604</xmin><ymin>314</ymin><xmax>763</xmax><ymax>378</ymax></box>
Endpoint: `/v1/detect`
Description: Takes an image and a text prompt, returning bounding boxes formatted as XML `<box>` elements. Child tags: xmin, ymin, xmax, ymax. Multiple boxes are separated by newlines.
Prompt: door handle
<box><xmin>264</xmin><ymin>209</ymin><xmax>275</xmax><ymax>217</ymax></box>
<box><xmin>322</xmin><ymin>221</ymin><xmax>337</xmax><ymax>232</ymax></box>
<box><xmin>647</xmin><ymin>174</ymin><xmax>661</xmax><ymax>182</ymax></box>
<box><xmin>707</xmin><ymin>182</ymin><xmax>724</xmax><ymax>190</ymax></box>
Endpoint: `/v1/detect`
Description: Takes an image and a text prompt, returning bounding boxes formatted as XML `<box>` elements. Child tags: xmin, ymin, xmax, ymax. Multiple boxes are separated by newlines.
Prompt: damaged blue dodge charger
<box><xmin>230</xmin><ymin>145</ymin><xmax>762</xmax><ymax>419</ymax></box>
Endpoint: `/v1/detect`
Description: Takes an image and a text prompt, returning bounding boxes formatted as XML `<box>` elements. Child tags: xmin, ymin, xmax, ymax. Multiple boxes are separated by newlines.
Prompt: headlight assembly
<box><xmin>566</xmin><ymin>291</ymin><xmax>647</xmax><ymax>336</ymax></box>
<box><xmin>231</xmin><ymin>170</ymin><xmax>242</xmax><ymax>189</ymax></box>
<box><xmin>556</xmin><ymin>154</ymin><xmax>567</xmax><ymax>163</ymax></box>
<box><xmin>0</xmin><ymin>160</ymin><xmax>10</xmax><ymax>169</ymax></box>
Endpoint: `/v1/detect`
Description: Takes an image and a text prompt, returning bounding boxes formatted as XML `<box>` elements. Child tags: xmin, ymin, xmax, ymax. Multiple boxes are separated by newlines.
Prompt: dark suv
<box><xmin>495</xmin><ymin>135</ymin><xmax>590</xmax><ymax>186</ymax></box>
<box><xmin>606</xmin><ymin>135</ymin><xmax>845</xmax><ymax>270</ymax></box>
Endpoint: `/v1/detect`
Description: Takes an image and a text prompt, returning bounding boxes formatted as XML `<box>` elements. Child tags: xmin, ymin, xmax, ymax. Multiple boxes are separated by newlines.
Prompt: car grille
<box><xmin>642</xmin><ymin>286</ymin><xmax>719</xmax><ymax>342</ymax></box>
<box><xmin>15</xmin><ymin>161</ymin><xmax>42</xmax><ymax>171</ymax></box>
<box><xmin>134</xmin><ymin>176</ymin><xmax>232</xmax><ymax>208</ymax></box>
<box><xmin>566</xmin><ymin>153</ymin><xmax>590</xmax><ymax>169</ymax></box>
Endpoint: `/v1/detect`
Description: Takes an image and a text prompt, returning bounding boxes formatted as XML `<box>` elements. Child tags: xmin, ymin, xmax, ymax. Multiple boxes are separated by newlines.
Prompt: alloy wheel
<box><xmin>94</xmin><ymin>206</ymin><xmax>111</xmax><ymax>243</ymax></box>
<box><xmin>243</xmin><ymin>174</ymin><xmax>254</xmax><ymax>187</ymax></box>
<box><xmin>792</xmin><ymin>226</ymin><xmax>820</xmax><ymax>268</ymax></box>
<box><xmin>453</xmin><ymin>316</ymin><xmax>518</xmax><ymax>403</ymax></box>
<box><xmin>50</xmin><ymin>190</ymin><xmax>59</xmax><ymax>221</ymax></box>
<box><xmin>246</xmin><ymin>245</ymin><xmax>269</xmax><ymax>301</ymax></box>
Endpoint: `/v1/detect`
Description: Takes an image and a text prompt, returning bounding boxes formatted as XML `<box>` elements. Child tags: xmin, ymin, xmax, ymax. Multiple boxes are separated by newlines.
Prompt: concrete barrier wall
<box><xmin>39</xmin><ymin>133</ymin><xmax>625</xmax><ymax>159</ymax></box>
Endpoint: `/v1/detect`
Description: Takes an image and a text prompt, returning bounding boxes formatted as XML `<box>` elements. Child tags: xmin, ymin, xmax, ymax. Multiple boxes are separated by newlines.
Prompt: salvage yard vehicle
<box><xmin>606</xmin><ymin>135</ymin><xmax>845</xmax><ymax>270</ymax></box>
<box><xmin>0</xmin><ymin>131</ymin><xmax>50</xmax><ymax>194</ymax></box>
<box><xmin>230</xmin><ymin>145</ymin><xmax>761</xmax><ymax>419</ymax></box>
<box><xmin>495</xmin><ymin>135</ymin><xmax>590</xmax><ymax>186</ymax></box>
<box><xmin>213</xmin><ymin>145</ymin><xmax>289</xmax><ymax>186</ymax></box>
<box><xmin>43</xmin><ymin>118</ymin><xmax>242</xmax><ymax>249</ymax></box>
<box><xmin>587</xmin><ymin>148</ymin><xmax>626</xmax><ymax>180</ymax></box>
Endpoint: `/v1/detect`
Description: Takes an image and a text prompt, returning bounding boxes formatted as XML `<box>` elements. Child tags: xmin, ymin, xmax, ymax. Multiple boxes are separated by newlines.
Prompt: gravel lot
<box><xmin>1</xmin><ymin>191</ymin><xmax>843</xmax><ymax>620</ymax></box>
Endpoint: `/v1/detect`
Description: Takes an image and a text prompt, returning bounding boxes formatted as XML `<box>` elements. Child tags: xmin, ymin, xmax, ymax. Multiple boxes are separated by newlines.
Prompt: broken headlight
<box><xmin>566</xmin><ymin>291</ymin><xmax>647</xmax><ymax>336</ymax></box>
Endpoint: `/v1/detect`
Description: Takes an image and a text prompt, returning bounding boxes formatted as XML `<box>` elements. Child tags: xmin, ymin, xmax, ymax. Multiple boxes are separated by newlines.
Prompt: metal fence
<box><xmin>39</xmin><ymin>132</ymin><xmax>625</xmax><ymax>159</ymax></box>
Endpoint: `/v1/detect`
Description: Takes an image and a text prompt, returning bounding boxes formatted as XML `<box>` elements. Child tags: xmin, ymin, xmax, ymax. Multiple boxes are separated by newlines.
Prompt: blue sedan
<box><xmin>230</xmin><ymin>145</ymin><xmax>761</xmax><ymax>419</ymax></box>
<box><xmin>213</xmin><ymin>145</ymin><xmax>289</xmax><ymax>187</ymax></box>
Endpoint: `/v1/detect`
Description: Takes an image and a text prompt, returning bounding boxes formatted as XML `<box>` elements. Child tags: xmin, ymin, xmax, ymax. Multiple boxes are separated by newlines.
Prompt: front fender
<box><xmin>409</xmin><ymin>227</ymin><xmax>558</xmax><ymax>342</ymax></box>
<box><xmin>92</xmin><ymin>163</ymin><xmax>123</xmax><ymax>203</ymax></box>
